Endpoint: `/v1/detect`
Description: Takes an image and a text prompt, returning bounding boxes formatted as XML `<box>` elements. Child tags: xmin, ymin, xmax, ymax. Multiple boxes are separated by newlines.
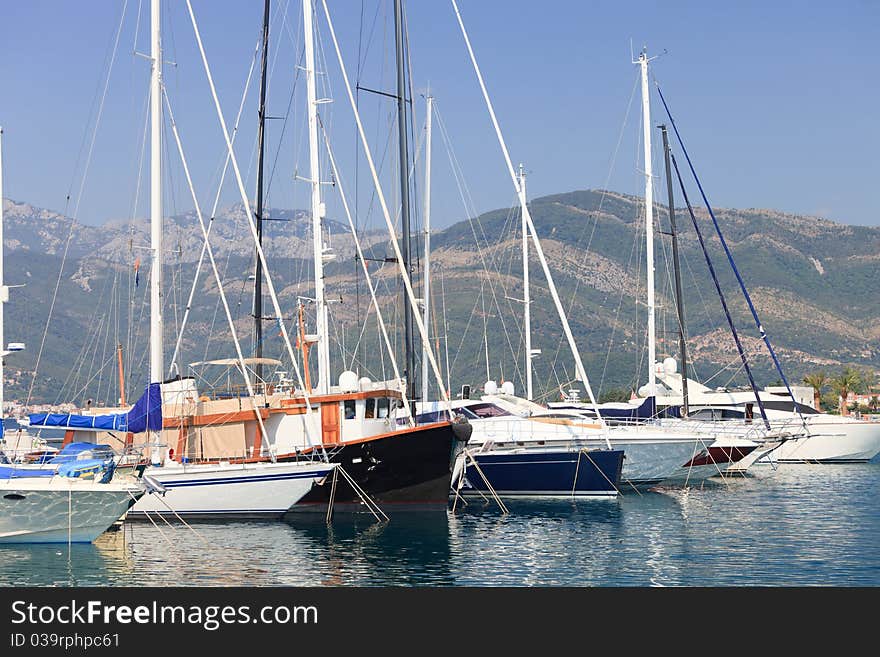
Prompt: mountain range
<box><xmin>2</xmin><ymin>189</ymin><xmax>878</xmax><ymax>407</ymax></box>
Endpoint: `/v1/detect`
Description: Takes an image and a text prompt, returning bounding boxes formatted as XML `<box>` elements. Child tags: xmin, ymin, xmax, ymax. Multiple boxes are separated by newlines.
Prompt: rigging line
<box><xmin>164</xmin><ymin>89</ymin><xmax>278</xmax><ymax>459</ymax></box>
<box><xmin>449</xmin><ymin>289</ymin><xmax>483</xmax><ymax>378</ymax></box>
<box><xmin>553</xmin><ymin>75</ymin><xmax>642</xmax><ymax>397</ymax></box>
<box><xmin>126</xmin><ymin>86</ymin><xmax>151</xmax><ymax>377</ymax></box>
<box><xmin>186</xmin><ymin>1</ymin><xmax>319</xmax><ymax>435</ymax></box>
<box><xmin>562</xmin><ymin>73</ymin><xmax>641</xmax><ymax>313</ymax></box>
<box><xmin>670</xmin><ymin>153</ymin><xmax>770</xmax><ymax>430</ymax></box>
<box><xmin>322</xmin><ymin>0</ymin><xmax>454</xmax><ymax>410</ymax></box>
<box><xmin>433</xmin><ymin>108</ymin><xmax>524</xmax><ymax>387</ymax></box>
<box><xmin>25</xmin><ymin>0</ymin><xmax>130</xmax><ymax>409</ymax></box>
<box><xmin>321</xmin><ymin>117</ymin><xmax>411</xmax><ymax>401</ymax></box>
<box><xmin>656</xmin><ymin>83</ymin><xmax>806</xmax><ymax>428</ymax></box>
<box><xmin>439</xmin><ymin>264</ymin><xmax>452</xmax><ymax>394</ymax></box>
<box><xmin>168</xmin><ymin>35</ymin><xmax>259</xmax><ymax>374</ymax></box>
<box><xmin>597</xmin><ymin>222</ymin><xmax>642</xmax><ymax>395</ymax></box>
<box><xmin>74</xmin><ymin>269</ymin><xmax>115</xmax><ymax>405</ymax></box>
<box><xmin>680</xmin><ymin>232</ymin><xmax>719</xmax><ymax>384</ymax></box>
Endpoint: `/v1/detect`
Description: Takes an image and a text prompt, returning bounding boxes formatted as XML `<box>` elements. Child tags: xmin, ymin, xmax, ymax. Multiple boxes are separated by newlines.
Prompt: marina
<box><xmin>1</xmin><ymin>462</ymin><xmax>878</xmax><ymax>586</ymax></box>
<box><xmin>0</xmin><ymin>0</ymin><xmax>878</xmax><ymax>595</ymax></box>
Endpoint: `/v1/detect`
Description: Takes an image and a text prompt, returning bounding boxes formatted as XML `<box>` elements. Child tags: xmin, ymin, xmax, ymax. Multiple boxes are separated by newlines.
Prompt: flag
<box><xmin>133</xmin><ymin>257</ymin><xmax>141</xmax><ymax>287</ymax></box>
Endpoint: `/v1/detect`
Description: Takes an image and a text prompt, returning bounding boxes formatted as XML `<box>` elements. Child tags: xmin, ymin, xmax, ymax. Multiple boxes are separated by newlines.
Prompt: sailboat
<box><xmin>433</xmin><ymin>15</ymin><xmax>713</xmax><ymax>490</ymax></box>
<box><xmin>32</xmin><ymin>0</ymin><xmax>470</xmax><ymax>516</ymax></box>
<box><xmin>636</xmin><ymin>74</ymin><xmax>880</xmax><ymax>466</ymax></box>
<box><xmin>26</xmin><ymin>0</ymin><xmax>335</xmax><ymax>520</ymax></box>
<box><xmin>0</xmin><ymin>127</ymin><xmax>146</xmax><ymax>544</ymax></box>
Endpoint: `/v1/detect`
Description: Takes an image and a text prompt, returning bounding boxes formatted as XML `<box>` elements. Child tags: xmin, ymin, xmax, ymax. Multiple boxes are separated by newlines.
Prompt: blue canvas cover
<box><xmin>28</xmin><ymin>383</ymin><xmax>162</xmax><ymax>433</ymax></box>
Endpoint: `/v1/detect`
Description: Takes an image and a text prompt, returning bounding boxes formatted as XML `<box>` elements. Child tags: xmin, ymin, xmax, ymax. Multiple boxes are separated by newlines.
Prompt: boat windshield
<box><xmin>414</xmin><ymin>402</ymin><xmax>511</xmax><ymax>424</ymax></box>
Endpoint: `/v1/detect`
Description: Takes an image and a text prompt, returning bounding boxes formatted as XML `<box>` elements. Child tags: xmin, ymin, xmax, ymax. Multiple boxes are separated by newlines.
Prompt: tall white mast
<box><xmin>451</xmin><ymin>0</ymin><xmax>610</xmax><ymax>440</ymax></box>
<box><xmin>0</xmin><ymin>127</ymin><xmax>5</xmax><ymax>419</ymax></box>
<box><xmin>420</xmin><ymin>94</ymin><xmax>433</xmax><ymax>404</ymax></box>
<box><xmin>150</xmin><ymin>0</ymin><xmax>164</xmax><ymax>387</ymax></box>
<box><xmin>518</xmin><ymin>163</ymin><xmax>533</xmax><ymax>400</ymax></box>
<box><xmin>149</xmin><ymin>0</ymin><xmax>164</xmax><ymax>462</ymax></box>
<box><xmin>637</xmin><ymin>49</ymin><xmax>656</xmax><ymax>397</ymax></box>
<box><xmin>303</xmin><ymin>0</ymin><xmax>330</xmax><ymax>394</ymax></box>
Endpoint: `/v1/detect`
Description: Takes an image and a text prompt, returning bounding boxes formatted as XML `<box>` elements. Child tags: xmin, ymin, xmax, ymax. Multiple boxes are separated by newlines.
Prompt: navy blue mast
<box><xmin>670</xmin><ymin>153</ymin><xmax>770</xmax><ymax>430</ymax></box>
<box><xmin>656</xmin><ymin>84</ymin><xmax>805</xmax><ymax>423</ymax></box>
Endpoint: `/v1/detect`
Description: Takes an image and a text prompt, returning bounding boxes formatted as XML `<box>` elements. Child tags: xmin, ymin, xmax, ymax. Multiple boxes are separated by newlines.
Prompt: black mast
<box><xmin>253</xmin><ymin>0</ymin><xmax>270</xmax><ymax>386</ymax></box>
<box><xmin>394</xmin><ymin>0</ymin><xmax>416</xmax><ymax>403</ymax></box>
<box><xmin>659</xmin><ymin>124</ymin><xmax>689</xmax><ymax>417</ymax></box>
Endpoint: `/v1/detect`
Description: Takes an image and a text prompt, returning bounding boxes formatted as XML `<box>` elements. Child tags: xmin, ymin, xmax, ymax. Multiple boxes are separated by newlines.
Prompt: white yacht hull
<box><xmin>758</xmin><ymin>417</ymin><xmax>880</xmax><ymax>463</ymax></box>
<box><xmin>610</xmin><ymin>435</ymin><xmax>707</xmax><ymax>487</ymax></box>
<box><xmin>0</xmin><ymin>477</ymin><xmax>143</xmax><ymax>544</ymax></box>
<box><xmin>130</xmin><ymin>460</ymin><xmax>334</xmax><ymax>519</ymax></box>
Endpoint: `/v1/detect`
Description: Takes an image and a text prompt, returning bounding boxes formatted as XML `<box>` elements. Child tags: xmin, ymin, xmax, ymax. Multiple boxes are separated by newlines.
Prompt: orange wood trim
<box><xmin>163</xmin><ymin>408</ymin><xmax>269</xmax><ymax>429</ymax></box>
<box><xmin>321</xmin><ymin>402</ymin><xmax>340</xmax><ymax>444</ymax></box>
<box><xmin>61</xmin><ymin>430</ymin><xmax>75</xmax><ymax>448</ymax></box>
<box><xmin>279</xmin><ymin>389</ymin><xmax>402</xmax><ymax>407</ymax></box>
<box><xmin>174</xmin><ymin>427</ymin><xmax>186</xmax><ymax>462</ymax></box>
<box><xmin>252</xmin><ymin>419</ymin><xmax>263</xmax><ymax>457</ymax></box>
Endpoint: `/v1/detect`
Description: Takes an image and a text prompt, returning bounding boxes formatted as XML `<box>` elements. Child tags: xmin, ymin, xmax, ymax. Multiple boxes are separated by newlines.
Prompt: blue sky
<box><xmin>1</xmin><ymin>0</ymin><xmax>877</xmax><ymax>228</ymax></box>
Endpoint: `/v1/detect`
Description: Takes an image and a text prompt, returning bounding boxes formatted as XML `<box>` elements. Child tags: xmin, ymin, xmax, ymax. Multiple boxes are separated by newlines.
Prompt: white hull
<box><xmin>0</xmin><ymin>477</ymin><xmax>143</xmax><ymax>544</ymax></box>
<box><xmin>462</xmin><ymin>414</ymin><xmax>710</xmax><ymax>488</ymax></box>
<box><xmin>758</xmin><ymin>417</ymin><xmax>880</xmax><ymax>463</ymax></box>
<box><xmin>131</xmin><ymin>460</ymin><xmax>333</xmax><ymax>519</ymax></box>
<box><xmin>610</xmin><ymin>435</ymin><xmax>707</xmax><ymax>487</ymax></box>
<box><xmin>663</xmin><ymin>435</ymin><xmax>760</xmax><ymax>483</ymax></box>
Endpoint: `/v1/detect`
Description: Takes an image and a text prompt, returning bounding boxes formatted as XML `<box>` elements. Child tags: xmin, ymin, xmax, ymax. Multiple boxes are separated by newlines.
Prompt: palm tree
<box><xmin>802</xmin><ymin>371</ymin><xmax>828</xmax><ymax>411</ymax></box>
<box><xmin>830</xmin><ymin>367</ymin><xmax>863</xmax><ymax>416</ymax></box>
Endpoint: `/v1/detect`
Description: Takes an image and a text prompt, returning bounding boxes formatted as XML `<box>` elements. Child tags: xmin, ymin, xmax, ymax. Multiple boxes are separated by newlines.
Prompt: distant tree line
<box><xmin>802</xmin><ymin>367</ymin><xmax>879</xmax><ymax>415</ymax></box>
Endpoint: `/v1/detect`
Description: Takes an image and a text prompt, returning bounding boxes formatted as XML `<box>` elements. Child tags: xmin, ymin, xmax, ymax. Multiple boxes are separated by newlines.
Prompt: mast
<box><xmin>659</xmin><ymin>124</ymin><xmax>689</xmax><ymax>416</ymax></box>
<box><xmin>253</xmin><ymin>0</ymin><xmax>270</xmax><ymax>385</ymax></box>
<box><xmin>420</xmin><ymin>94</ymin><xmax>433</xmax><ymax>403</ymax></box>
<box><xmin>519</xmin><ymin>163</ymin><xmax>533</xmax><ymax>400</ymax></box>
<box><xmin>149</xmin><ymin>0</ymin><xmax>164</xmax><ymax>462</ymax></box>
<box><xmin>637</xmin><ymin>49</ymin><xmax>656</xmax><ymax>397</ymax></box>
<box><xmin>394</xmin><ymin>0</ymin><xmax>415</xmax><ymax>402</ymax></box>
<box><xmin>0</xmin><ymin>127</ymin><xmax>5</xmax><ymax>420</ymax></box>
<box><xmin>303</xmin><ymin>0</ymin><xmax>330</xmax><ymax>393</ymax></box>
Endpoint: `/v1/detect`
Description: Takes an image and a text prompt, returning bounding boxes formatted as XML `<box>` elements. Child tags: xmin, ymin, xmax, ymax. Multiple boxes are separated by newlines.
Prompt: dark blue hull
<box><xmin>460</xmin><ymin>448</ymin><xmax>624</xmax><ymax>498</ymax></box>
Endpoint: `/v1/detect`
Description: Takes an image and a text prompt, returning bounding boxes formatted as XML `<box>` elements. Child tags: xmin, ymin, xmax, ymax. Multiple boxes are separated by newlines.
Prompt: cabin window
<box><xmin>343</xmin><ymin>400</ymin><xmax>356</xmax><ymax>420</ymax></box>
<box><xmin>377</xmin><ymin>397</ymin><xmax>390</xmax><ymax>419</ymax></box>
<box><xmin>365</xmin><ymin>398</ymin><xmax>376</xmax><ymax>419</ymax></box>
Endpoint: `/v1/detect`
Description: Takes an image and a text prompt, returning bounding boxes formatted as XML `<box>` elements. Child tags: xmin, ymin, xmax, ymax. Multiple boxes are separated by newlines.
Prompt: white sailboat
<box><xmin>652</xmin><ymin>365</ymin><xmax>880</xmax><ymax>464</ymax></box>
<box><xmin>27</xmin><ymin>0</ymin><xmax>334</xmax><ymax>520</ymax></box>
<box><xmin>436</xmin><ymin>17</ymin><xmax>716</xmax><ymax>488</ymax></box>
<box><xmin>0</xmin><ymin>127</ymin><xmax>145</xmax><ymax>544</ymax></box>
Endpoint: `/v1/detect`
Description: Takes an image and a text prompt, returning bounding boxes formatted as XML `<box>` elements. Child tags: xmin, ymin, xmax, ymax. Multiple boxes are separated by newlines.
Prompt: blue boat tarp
<box><xmin>28</xmin><ymin>383</ymin><xmax>162</xmax><ymax>434</ymax></box>
<box><xmin>599</xmin><ymin>395</ymin><xmax>657</xmax><ymax>421</ymax></box>
<box><xmin>0</xmin><ymin>465</ymin><xmax>55</xmax><ymax>479</ymax></box>
<box><xmin>47</xmin><ymin>443</ymin><xmax>116</xmax><ymax>464</ymax></box>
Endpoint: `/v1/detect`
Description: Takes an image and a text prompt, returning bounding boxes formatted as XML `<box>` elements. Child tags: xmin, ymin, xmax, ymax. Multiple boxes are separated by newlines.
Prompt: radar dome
<box><xmin>338</xmin><ymin>371</ymin><xmax>359</xmax><ymax>392</ymax></box>
<box><xmin>663</xmin><ymin>357</ymin><xmax>678</xmax><ymax>375</ymax></box>
<box><xmin>484</xmin><ymin>380</ymin><xmax>498</xmax><ymax>395</ymax></box>
<box><xmin>358</xmin><ymin>376</ymin><xmax>372</xmax><ymax>390</ymax></box>
<box><xmin>501</xmin><ymin>381</ymin><xmax>515</xmax><ymax>395</ymax></box>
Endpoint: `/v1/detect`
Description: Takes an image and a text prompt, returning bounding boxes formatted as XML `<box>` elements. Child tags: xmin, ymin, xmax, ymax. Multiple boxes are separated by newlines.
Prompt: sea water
<box><xmin>2</xmin><ymin>461</ymin><xmax>878</xmax><ymax>586</ymax></box>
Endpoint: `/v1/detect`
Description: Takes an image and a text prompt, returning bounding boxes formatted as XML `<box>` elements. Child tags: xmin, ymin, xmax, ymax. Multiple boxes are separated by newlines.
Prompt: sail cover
<box><xmin>28</xmin><ymin>383</ymin><xmax>162</xmax><ymax>433</ymax></box>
